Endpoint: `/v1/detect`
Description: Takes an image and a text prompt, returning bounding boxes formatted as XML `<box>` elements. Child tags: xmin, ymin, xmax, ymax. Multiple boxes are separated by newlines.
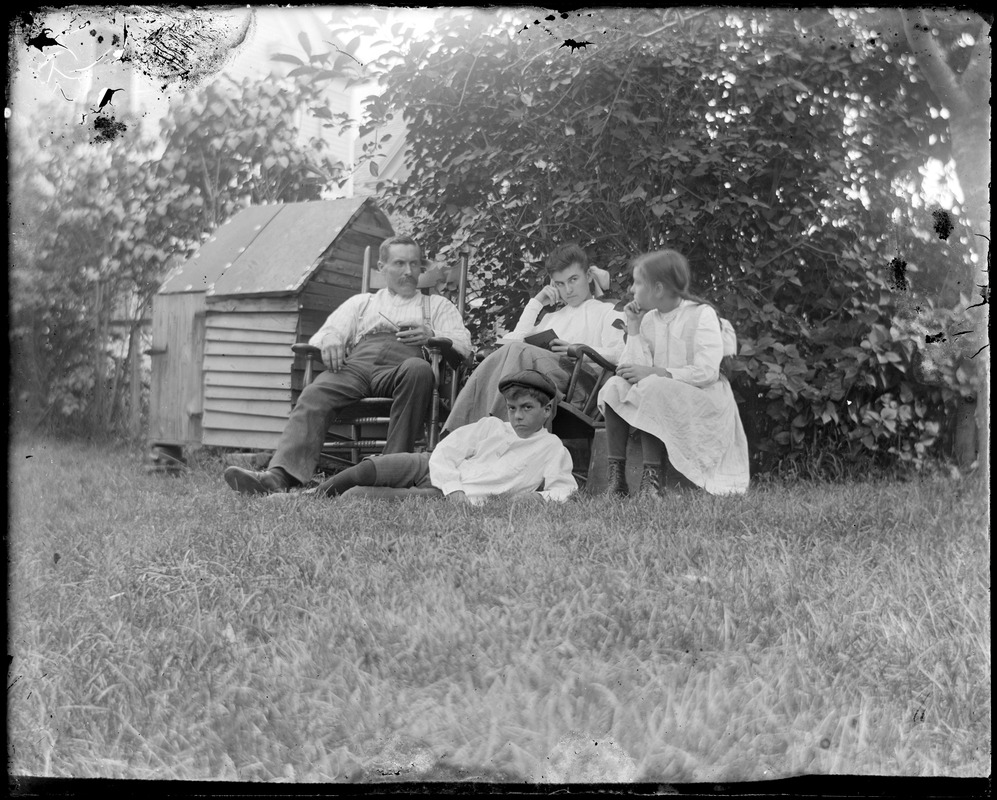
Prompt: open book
<box><xmin>496</xmin><ymin>329</ymin><xmax>559</xmax><ymax>349</ymax></box>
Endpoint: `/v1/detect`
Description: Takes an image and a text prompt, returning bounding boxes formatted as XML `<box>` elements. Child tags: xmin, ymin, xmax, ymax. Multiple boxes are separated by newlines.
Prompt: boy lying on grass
<box><xmin>311</xmin><ymin>369</ymin><xmax>577</xmax><ymax>505</ymax></box>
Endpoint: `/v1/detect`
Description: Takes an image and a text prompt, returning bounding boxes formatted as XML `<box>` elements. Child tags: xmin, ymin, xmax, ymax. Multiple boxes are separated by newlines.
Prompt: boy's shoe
<box><xmin>224</xmin><ymin>467</ymin><xmax>291</xmax><ymax>495</ymax></box>
<box><xmin>638</xmin><ymin>465</ymin><xmax>665</xmax><ymax>498</ymax></box>
<box><xmin>605</xmin><ymin>460</ymin><xmax>630</xmax><ymax>497</ymax></box>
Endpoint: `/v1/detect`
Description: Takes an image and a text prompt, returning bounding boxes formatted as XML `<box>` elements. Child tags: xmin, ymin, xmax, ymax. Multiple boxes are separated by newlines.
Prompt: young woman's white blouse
<box><xmin>505</xmin><ymin>297</ymin><xmax>625</xmax><ymax>362</ymax></box>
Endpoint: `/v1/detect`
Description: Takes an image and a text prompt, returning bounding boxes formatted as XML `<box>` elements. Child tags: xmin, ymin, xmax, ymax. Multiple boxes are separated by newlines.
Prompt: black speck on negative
<box><xmin>27</xmin><ymin>28</ymin><xmax>67</xmax><ymax>51</ymax></box>
<box><xmin>91</xmin><ymin>114</ymin><xmax>127</xmax><ymax>143</ymax></box>
<box><xmin>889</xmin><ymin>257</ymin><xmax>909</xmax><ymax>291</ymax></box>
<box><xmin>925</xmin><ymin>332</ymin><xmax>946</xmax><ymax>344</ymax></box>
<box><xmin>932</xmin><ymin>209</ymin><xmax>953</xmax><ymax>240</ymax></box>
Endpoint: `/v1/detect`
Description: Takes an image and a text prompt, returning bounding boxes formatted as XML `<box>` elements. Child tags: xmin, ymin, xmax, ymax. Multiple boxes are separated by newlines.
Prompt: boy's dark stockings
<box><xmin>317</xmin><ymin>459</ymin><xmax>377</xmax><ymax>497</ymax></box>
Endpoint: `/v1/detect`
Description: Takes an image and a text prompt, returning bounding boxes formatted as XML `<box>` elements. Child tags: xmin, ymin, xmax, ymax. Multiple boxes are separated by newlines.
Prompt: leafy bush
<box><xmin>289</xmin><ymin>8</ymin><xmax>979</xmax><ymax>473</ymax></box>
<box><xmin>10</xmin><ymin>74</ymin><xmax>346</xmax><ymax>435</ymax></box>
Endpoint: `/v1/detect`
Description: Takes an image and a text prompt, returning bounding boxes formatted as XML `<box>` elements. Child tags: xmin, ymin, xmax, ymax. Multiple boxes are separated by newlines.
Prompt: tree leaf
<box><xmin>271</xmin><ymin>53</ymin><xmax>305</xmax><ymax>66</ymax></box>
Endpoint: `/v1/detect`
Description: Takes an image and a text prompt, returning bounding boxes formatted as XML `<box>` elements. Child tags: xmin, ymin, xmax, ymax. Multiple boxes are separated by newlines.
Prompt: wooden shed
<box><xmin>148</xmin><ymin>197</ymin><xmax>394</xmax><ymax>455</ymax></box>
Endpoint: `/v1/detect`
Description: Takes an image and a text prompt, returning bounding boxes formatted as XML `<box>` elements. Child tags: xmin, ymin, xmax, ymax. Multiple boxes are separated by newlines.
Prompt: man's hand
<box><xmin>617</xmin><ymin>363</ymin><xmax>657</xmax><ymax>384</ymax></box>
<box><xmin>321</xmin><ymin>340</ymin><xmax>346</xmax><ymax>372</ymax></box>
<box><xmin>395</xmin><ymin>323</ymin><xmax>434</xmax><ymax>347</ymax></box>
<box><xmin>534</xmin><ymin>285</ymin><xmax>560</xmax><ymax>306</ymax></box>
<box><xmin>549</xmin><ymin>338</ymin><xmax>571</xmax><ymax>354</ymax></box>
<box><xmin>447</xmin><ymin>490</ymin><xmax>469</xmax><ymax>504</ymax></box>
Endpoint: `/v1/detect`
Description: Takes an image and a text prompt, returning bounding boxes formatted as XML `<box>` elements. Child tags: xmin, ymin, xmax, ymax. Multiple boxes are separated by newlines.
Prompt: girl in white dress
<box><xmin>598</xmin><ymin>249</ymin><xmax>750</xmax><ymax>496</ymax></box>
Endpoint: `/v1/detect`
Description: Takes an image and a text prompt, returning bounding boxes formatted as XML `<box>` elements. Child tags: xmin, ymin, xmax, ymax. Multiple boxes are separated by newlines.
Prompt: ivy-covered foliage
<box><xmin>10</xmin><ymin>74</ymin><xmax>345</xmax><ymax>436</ymax></box>
<box><xmin>291</xmin><ymin>8</ymin><xmax>980</xmax><ymax>473</ymax></box>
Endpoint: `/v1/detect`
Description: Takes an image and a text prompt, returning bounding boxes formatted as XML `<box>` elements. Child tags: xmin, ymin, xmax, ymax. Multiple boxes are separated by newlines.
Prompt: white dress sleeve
<box><xmin>619</xmin><ymin>314</ymin><xmax>654</xmax><ymax>366</ymax></box>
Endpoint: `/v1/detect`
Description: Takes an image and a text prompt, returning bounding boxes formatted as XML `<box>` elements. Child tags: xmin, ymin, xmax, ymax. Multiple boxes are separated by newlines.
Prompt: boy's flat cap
<box><xmin>498</xmin><ymin>369</ymin><xmax>557</xmax><ymax>402</ymax></box>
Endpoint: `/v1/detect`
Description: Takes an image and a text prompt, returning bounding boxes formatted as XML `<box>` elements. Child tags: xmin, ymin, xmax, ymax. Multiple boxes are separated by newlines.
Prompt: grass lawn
<box><xmin>6</xmin><ymin>437</ymin><xmax>991</xmax><ymax>783</ymax></box>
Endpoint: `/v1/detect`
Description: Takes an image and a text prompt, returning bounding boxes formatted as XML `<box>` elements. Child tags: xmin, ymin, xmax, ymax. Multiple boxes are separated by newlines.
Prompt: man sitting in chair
<box><xmin>224</xmin><ymin>234</ymin><xmax>473</xmax><ymax>495</ymax></box>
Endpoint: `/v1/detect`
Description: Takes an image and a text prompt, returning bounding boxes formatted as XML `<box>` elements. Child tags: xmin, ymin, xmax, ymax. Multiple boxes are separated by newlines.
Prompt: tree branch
<box><xmin>456</xmin><ymin>48</ymin><xmax>484</xmax><ymax>111</ymax></box>
<box><xmin>900</xmin><ymin>9</ymin><xmax>970</xmax><ymax>116</ymax></box>
<box><xmin>584</xmin><ymin>55</ymin><xmax>637</xmax><ymax>167</ymax></box>
<box><xmin>634</xmin><ymin>9</ymin><xmax>714</xmax><ymax>39</ymax></box>
<box><xmin>959</xmin><ymin>18</ymin><xmax>992</xmax><ymax>106</ymax></box>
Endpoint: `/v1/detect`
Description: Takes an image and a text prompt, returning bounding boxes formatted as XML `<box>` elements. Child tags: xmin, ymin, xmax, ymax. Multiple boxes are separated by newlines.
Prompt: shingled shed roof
<box><xmin>158</xmin><ymin>197</ymin><xmax>392</xmax><ymax>298</ymax></box>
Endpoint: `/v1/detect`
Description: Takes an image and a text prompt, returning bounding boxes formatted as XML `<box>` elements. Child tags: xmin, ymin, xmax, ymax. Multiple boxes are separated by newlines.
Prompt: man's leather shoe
<box><xmin>224</xmin><ymin>467</ymin><xmax>291</xmax><ymax>495</ymax></box>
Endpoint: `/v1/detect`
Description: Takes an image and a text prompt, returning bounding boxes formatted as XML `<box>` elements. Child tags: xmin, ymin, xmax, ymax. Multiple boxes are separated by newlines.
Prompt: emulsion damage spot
<box><xmin>932</xmin><ymin>209</ymin><xmax>954</xmax><ymax>240</ymax></box>
<box><xmin>92</xmin><ymin>114</ymin><xmax>127</xmax><ymax>143</ymax></box>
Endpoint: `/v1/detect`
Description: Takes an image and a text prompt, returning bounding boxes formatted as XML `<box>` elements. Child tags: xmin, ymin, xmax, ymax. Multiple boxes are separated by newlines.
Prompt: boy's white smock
<box><xmin>429</xmin><ymin>416</ymin><xmax>577</xmax><ymax>504</ymax></box>
<box><xmin>598</xmin><ymin>300</ymin><xmax>750</xmax><ymax>494</ymax></box>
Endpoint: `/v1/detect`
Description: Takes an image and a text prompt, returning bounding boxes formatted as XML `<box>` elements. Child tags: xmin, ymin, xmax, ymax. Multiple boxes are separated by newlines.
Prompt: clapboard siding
<box><xmin>204</xmin><ymin>372</ymin><xmax>292</xmax><ymax>389</ymax></box>
<box><xmin>203</xmin><ymin>411</ymin><xmax>289</xmax><ymax>433</ymax></box>
<box><xmin>307</xmin><ymin>268</ymin><xmax>360</xmax><ymax>291</ymax></box>
<box><xmin>206</xmin><ymin>326</ymin><xmax>300</xmax><ymax>345</ymax></box>
<box><xmin>205</xmin><ymin>340</ymin><xmax>296</xmax><ymax>358</ymax></box>
<box><xmin>297</xmin><ymin>309</ymin><xmax>333</xmax><ymax>342</ymax></box>
<box><xmin>203</xmin><ymin>354</ymin><xmax>292</xmax><ymax>374</ymax></box>
<box><xmin>150</xmin><ymin>197</ymin><xmax>393</xmax><ymax>453</ymax></box>
<box><xmin>202</xmin><ymin>307</ymin><xmax>297</xmax><ymax>446</ymax></box>
<box><xmin>203</xmin><ymin>429</ymin><xmax>283</xmax><ymax>450</ymax></box>
<box><xmin>206</xmin><ymin>313</ymin><xmax>298</xmax><ymax>333</ymax></box>
<box><xmin>207</xmin><ymin>297</ymin><xmax>299</xmax><ymax>314</ymax></box>
<box><xmin>301</xmin><ymin>281</ymin><xmax>352</xmax><ymax>310</ymax></box>
<box><xmin>203</xmin><ymin>398</ymin><xmax>292</xmax><ymax>419</ymax></box>
<box><xmin>205</xmin><ymin>385</ymin><xmax>291</xmax><ymax>402</ymax></box>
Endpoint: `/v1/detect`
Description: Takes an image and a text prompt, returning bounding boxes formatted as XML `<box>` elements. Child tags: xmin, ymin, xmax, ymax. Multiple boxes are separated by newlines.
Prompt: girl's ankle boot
<box><xmin>638</xmin><ymin>465</ymin><xmax>665</xmax><ymax>498</ymax></box>
<box><xmin>605</xmin><ymin>459</ymin><xmax>630</xmax><ymax>497</ymax></box>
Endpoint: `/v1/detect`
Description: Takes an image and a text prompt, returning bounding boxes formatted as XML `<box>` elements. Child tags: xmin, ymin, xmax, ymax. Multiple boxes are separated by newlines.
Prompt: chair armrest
<box><xmin>565</xmin><ymin>344</ymin><xmax>618</xmax><ymax>373</ymax></box>
<box><xmin>291</xmin><ymin>343</ymin><xmax>322</xmax><ymax>360</ymax></box>
<box><xmin>426</xmin><ymin>337</ymin><xmax>470</xmax><ymax>371</ymax></box>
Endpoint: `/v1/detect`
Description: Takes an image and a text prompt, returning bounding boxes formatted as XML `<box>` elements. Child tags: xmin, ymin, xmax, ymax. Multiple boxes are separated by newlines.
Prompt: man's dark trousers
<box><xmin>270</xmin><ymin>334</ymin><xmax>434</xmax><ymax>484</ymax></box>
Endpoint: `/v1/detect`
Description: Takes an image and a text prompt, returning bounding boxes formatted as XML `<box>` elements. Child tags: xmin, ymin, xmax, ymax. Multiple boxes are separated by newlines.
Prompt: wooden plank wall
<box><xmin>148</xmin><ymin>292</ymin><xmax>206</xmax><ymax>447</ymax></box>
<box><xmin>201</xmin><ymin>297</ymin><xmax>299</xmax><ymax>450</ymax></box>
<box><xmin>199</xmin><ymin>213</ymin><xmax>392</xmax><ymax>448</ymax></box>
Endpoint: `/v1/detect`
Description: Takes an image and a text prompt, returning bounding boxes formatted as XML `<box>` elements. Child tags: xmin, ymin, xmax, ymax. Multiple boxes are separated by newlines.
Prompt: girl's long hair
<box><xmin>632</xmin><ymin>249</ymin><xmax>719</xmax><ymax>316</ymax></box>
